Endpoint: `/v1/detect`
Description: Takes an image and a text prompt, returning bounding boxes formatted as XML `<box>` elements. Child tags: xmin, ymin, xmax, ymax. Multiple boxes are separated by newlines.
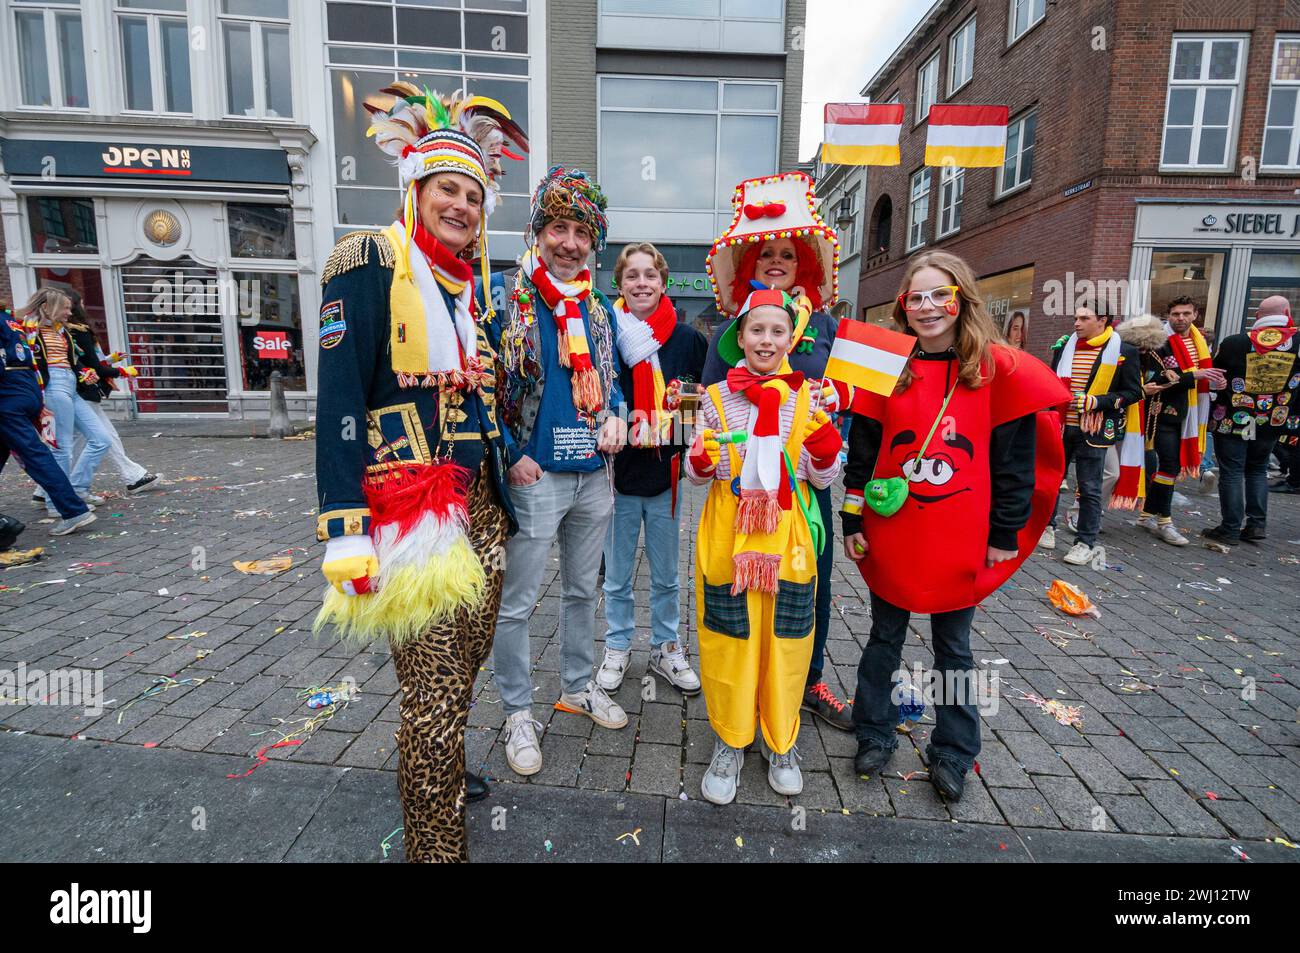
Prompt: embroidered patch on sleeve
<box><xmin>320</xmin><ymin>300</ymin><xmax>346</xmax><ymax>350</ymax></box>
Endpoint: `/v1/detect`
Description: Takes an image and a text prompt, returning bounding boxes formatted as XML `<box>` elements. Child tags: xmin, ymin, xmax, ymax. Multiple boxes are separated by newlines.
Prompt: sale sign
<box><xmin>254</xmin><ymin>330</ymin><xmax>291</xmax><ymax>360</ymax></box>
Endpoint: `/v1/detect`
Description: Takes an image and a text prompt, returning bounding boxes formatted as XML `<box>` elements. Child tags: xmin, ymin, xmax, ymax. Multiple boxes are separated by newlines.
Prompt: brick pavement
<box><xmin>2</xmin><ymin>425</ymin><xmax>1299</xmax><ymax>859</ymax></box>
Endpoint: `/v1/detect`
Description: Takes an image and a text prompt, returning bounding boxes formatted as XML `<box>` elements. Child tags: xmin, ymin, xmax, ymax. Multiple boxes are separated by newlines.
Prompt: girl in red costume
<box><xmin>841</xmin><ymin>251</ymin><xmax>1069</xmax><ymax>802</ymax></box>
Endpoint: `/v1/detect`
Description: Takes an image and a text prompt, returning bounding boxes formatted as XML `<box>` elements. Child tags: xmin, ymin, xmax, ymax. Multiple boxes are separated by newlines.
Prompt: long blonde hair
<box><xmin>18</xmin><ymin>288</ymin><xmax>71</xmax><ymax>327</ymax></box>
<box><xmin>892</xmin><ymin>250</ymin><xmax>1000</xmax><ymax>392</ymax></box>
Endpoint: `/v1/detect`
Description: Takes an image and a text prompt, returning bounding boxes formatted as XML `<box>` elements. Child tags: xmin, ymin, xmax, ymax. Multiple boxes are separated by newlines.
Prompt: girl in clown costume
<box><xmin>842</xmin><ymin>251</ymin><xmax>1069</xmax><ymax>803</ymax></box>
<box><xmin>684</xmin><ymin>288</ymin><xmax>843</xmax><ymax>805</ymax></box>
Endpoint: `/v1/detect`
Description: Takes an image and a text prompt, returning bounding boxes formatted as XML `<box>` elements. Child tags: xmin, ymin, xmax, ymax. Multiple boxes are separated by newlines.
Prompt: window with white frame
<box><xmin>116</xmin><ymin>0</ymin><xmax>192</xmax><ymax>114</ymax></box>
<box><xmin>221</xmin><ymin>0</ymin><xmax>293</xmax><ymax>120</ymax></box>
<box><xmin>12</xmin><ymin>0</ymin><xmax>88</xmax><ymax>108</ymax></box>
<box><xmin>1008</xmin><ymin>0</ymin><xmax>1045</xmax><ymax>44</ymax></box>
<box><xmin>1160</xmin><ymin>35</ymin><xmax>1246</xmax><ymax>171</ymax></box>
<box><xmin>598</xmin><ymin>76</ymin><xmax>780</xmax><ymax>214</ymax></box>
<box><xmin>998</xmin><ymin>109</ymin><xmax>1036</xmax><ymax>195</ymax></box>
<box><xmin>1263</xmin><ymin>36</ymin><xmax>1300</xmax><ymax>171</ymax></box>
<box><xmin>938</xmin><ymin>165</ymin><xmax>963</xmax><ymax>237</ymax></box>
<box><xmin>907</xmin><ymin>169</ymin><xmax>931</xmax><ymax>251</ymax></box>
<box><xmin>597</xmin><ymin>0</ymin><xmax>785</xmax><ymax>55</ymax></box>
<box><xmin>949</xmin><ymin>15</ymin><xmax>975</xmax><ymax>95</ymax></box>
<box><xmin>916</xmin><ymin>52</ymin><xmax>939</xmax><ymax>123</ymax></box>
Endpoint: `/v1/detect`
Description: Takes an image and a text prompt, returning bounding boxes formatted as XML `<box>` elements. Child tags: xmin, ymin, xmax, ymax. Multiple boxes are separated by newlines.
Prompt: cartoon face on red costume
<box><xmin>887</xmin><ymin>427</ymin><xmax>977</xmax><ymax>507</ymax></box>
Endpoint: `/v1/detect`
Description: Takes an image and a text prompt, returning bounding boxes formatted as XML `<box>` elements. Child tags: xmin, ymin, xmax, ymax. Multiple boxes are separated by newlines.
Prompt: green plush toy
<box><xmin>865</xmin><ymin>476</ymin><xmax>909</xmax><ymax>517</ymax></box>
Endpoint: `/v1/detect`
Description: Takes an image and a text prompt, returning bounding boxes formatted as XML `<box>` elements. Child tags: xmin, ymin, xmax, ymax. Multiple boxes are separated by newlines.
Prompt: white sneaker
<box><xmin>760</xmin><ymin>738</ymin><xmax>804</xmax><ymax>796</ymax></box>
<box><xmin>555</xmin><ymin>679</ymin><xmax>628</xmax><ymax>729</ymax></box>
<box><xmin>80</xmin><ymin>492</ymin><xmax>105</xmax><ymax>505</ymax></box>
<box><xmin>1154</xmin><ymin>522</ymin><xmax>1189</xmax><ymax>546</ymax></box>
<box><xmin>1038</xmin><ymin>526</ymin><xmax>1056</xmax><ymax>550</ymax></box>
<box><xmin>50</xmin><ymin>511</ymin><xmax>96</xmax><ymax>536</ymax></box>
<box><xmin>1200</xmin><ymin>470</ymin><xmax>1218</xmax><ymax>494</ymax></box>
<box><xmin>1136</xmin><ymin>514</ymin><xmax>1156</xmax><ymax>534</ymax></box>
<box><xmin>1066</xmin><ymin>505</ymin><xmax>1079</xmax><ymax>533</ymax></box>
<box><xmin>596</xmin><ymin>646</ymin><xmax>631</xmax><ymax>692</ymax></box>
<box><xmin>648</xmin><ymin>641</ymin><xmax>701</xmax><ymax>695</ymax></box>
<box><xmin>701</xmin><ymin>737</ymin><xmax>745</xmax><ymax>805</ymax></box>
<box><xmin>1062</xmin><ymin>541</ymin><xmax>1097</xmax><ymax>566</ymax></box>
<box><xmin>504</xmin><ymin>709</ymin><xmax>543</xmax><ymax>776</ymax></box>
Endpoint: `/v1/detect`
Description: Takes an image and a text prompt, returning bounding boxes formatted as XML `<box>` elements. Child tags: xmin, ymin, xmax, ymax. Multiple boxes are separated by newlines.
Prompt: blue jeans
<box><xmin>1213</xmin><ymin>432</ymin><xmax>1275</xmax><ymax>534</ymax></box>
<box><xmin>1050</xmin><ymin>426</ymin><xmax>1107</xmax><ymax>546</ymax></box>
<box><xmin>851</xmin><ymin>590</ymin><xmax>979</xmax><ymax>772</ymax></box>
<box><xmin>602</xmin><ymin>488</ymin><xmax>681</xmax><ymax>651</ymax></box>
<box><xmin>0</xmin><ymin>376</ymin><xmax>88</xmax><ymax>519</ymax></box>
<box><xmin>807</xmin><ymin>483</ymin><xmax>834</xmax><ymax>685</ymax></box>
<box><xmin>43</xmin><ymin>367</ymin><xmax>112</xmax><ymax>501</ymax></box>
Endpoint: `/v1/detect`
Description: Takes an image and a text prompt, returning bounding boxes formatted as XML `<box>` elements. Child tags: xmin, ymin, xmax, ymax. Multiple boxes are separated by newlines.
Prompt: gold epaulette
<box><xmin>320</xmin><ymin>230</ymin><xmax>396</xmax><ymax>286</ymax></box>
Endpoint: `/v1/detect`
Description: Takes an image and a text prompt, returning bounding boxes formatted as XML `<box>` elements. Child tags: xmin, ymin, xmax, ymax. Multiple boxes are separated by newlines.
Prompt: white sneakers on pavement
<box><xmin>596</xmin><ymin>647</ymin><xmax>631</xmax><ymax>691</ymax></box>
<box><xmin>760</xmin><ymin>738</ymin><xmax>804</xmax><ymax>796</ymax></box>
<box><xmin>504</xmin><ymin>710</ymin><xmax>543</xmax><ymax>776</ymax></box>
<box><xmin>49</xmin><ymin>511</ymin><xmax>96</xmax><ymax>536</ymax></box>
<box><xmin>701</xmin><ymin>737</ymin><xmax>745</xmax><ymax>805</ymax></box>
<box><xmin>1063</xmin><ymin>541</ymin><xmax>1100</xmax><ymax>566</ymax></box>
<box><xmin>555</xmin><ymin>679</ymin><xmax>628</xmax><ymax>729</ymax></box>
<box><xmin>648</xmin><ymin>641</ymin><xmax>702</xmax><ymax>695</ymax></box>
<box><xmin>1153</xmin><ymin>522</ymin><xmax>1189</xmax><ymax>546</ymax></box>
<box><xmin>1038</xmin><ymin>525</ymin><xmax>1056</xmax><ymax>550</ymax></box>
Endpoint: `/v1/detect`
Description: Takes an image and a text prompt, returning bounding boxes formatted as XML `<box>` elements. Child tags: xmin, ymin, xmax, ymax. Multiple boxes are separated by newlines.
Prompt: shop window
<box><xmin>234</xmin><ymin>271</ymin><xmax>304</xmax><ymax>392</ymax></box>
<box><xmin>116</xmin><ymin>2</ymin><xmax>192</xmax><ymax>114</ymax></box>
<box><xmin>27</xmin><ymin>196</ymin><xmax>97</xmax><ymax>255</ymax></box>
<box><xmin>14</xmin><ymin>1</ymin><xmax>88</xmax><ymax>109</ymax></box>
<box><xmin>34</xmin><ymin>268</ymin><xmax>109</xmax><ymax>349</ymax></box>
<box><xmin>978</xmin><ymin>266</ymin><xmax>1035</xmax><ymax>348</ymax></box>
<box><xmin>864</xmin><ymin>301</ymin><xmax>895</xmax><ymax>327</ymax></box>
<box><xmin>1246</xmin><ymin>252</ymin><xmax>1300</xmax><ymax>326</ymax></box>
<box><xmin>228</xmin><ymin>204</ymin><xmax>297</xmax><ymax>260</ymax></box>
<box><xmin>221</xmin><ymin>1</ymin><xmax>293</xmax><ymax>120</ymax></box>
<box><xmin>1160</xmin><ymin>35</ymin><xmax>1245</xmax><ymax>172</ymax></box>
<box><xmin>1148</xmin><ymin>250</ymin><xmax>1226</xmax><ymax>336</ymax></box>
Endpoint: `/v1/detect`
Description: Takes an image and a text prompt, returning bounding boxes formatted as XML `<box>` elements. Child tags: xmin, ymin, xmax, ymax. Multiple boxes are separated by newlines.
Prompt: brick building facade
<box><xmin>857</xmin><ymin>0</ymin><xmax>1300</xmax><ymax>360</ymax></box>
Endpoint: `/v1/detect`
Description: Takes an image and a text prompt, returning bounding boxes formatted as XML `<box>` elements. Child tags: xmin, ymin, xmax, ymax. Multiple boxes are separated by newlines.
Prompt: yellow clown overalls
<box><xmin>695</xmin><ymin>382</ymin><xmax>818</xmax><ymax>755</ymax></box>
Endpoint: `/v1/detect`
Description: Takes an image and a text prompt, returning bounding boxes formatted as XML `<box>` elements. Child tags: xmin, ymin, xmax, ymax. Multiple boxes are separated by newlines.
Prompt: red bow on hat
<box><xmin>743</xmin><ymin>201</ymin><xmax>787</xmax><ymax>221</ymax></box>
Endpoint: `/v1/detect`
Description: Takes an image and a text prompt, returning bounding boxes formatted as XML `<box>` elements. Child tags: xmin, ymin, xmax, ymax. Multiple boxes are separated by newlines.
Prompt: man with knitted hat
<box><xmin>313</xmin><ymin>84</ymin><xmax>525</xmax><ymax>861</ymax></box>
<box><xmin>1202</xmin><ymin>295</ymin><xmax>1300</xmax><ymax>545</ymax></box>
<box><xmin>487</xmin><ymin>166</ymin><xmax>630</xmax><ymax>777</ymax></box>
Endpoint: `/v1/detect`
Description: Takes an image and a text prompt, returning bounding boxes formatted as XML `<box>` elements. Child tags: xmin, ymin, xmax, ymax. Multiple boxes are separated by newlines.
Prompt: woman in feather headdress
<box><xmin>312</xmin><ymin>83</ymin><xmax>527</xmax><ymax>862</ymax></box>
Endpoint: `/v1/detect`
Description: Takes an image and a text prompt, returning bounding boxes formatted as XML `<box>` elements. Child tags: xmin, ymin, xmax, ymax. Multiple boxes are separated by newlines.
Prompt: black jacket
<box><xmin>314</xmin><ymin>230</ymin><xmax>517</xmax><ymax>545</ymax></box>
<box><xmin>30</xmin><ymin>323</ymin><xmax>99</xmax><ymax>391</ymax></box>
<box><xmin>1049</xmin><ymin>335</ymin><xmax>1142</xmax><ymax>447</ymax></box>
<box><xmin>65</xmin><ymin>326</ymin><xmax>125</xmax><ymax>403</ymax></box>
<box><xmin>612</xmin><ymin>322</ymin><xmax>707</xmax><ymax>498</ymax></box>
<box><xmin>1210</xmin><ymin>332</ymin><xmax>1300</xmax><ymax>441</ymax></box>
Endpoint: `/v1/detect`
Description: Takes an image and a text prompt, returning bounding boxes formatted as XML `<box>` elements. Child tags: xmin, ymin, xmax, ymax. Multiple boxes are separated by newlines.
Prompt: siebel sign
<box><xmin>254</xmin><ymin>330</ymin><xmax>291</xmax><ymax>359</ymax></box>
<box><xmin>101</xmin><ymin>146</ymin><xmax>192</xmax><ymax>176</ymax></box>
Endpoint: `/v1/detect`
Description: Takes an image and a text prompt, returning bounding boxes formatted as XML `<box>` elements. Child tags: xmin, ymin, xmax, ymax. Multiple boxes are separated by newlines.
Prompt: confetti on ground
<box><xmin>165</xmin><ymin>631</ymin><xmax>206</xmax><ymax>640</ymax></box>
<box><xmin>226</xmin><ymin>739</ymin><xmax>303</xmax><ymax>779</ymax></box>
<box><xmin>380</xmin><ymin>827</ymin><xmax>404</xmax><ymax>858</ymax></box>
<box><xmin>615</xmin><ymin>828</ymin><xmax>642</xmax><ymax>846</ymax></box>
<box><xmin>734</xmin><ymin>836</ymin><xmax>744</xmax><ymax>848</ymax></box>
<box><xmin>898</xmin><ymin>770</ymin><xmax>929</xmax><ymax>781</ymax></box>
<box><xmin>1231</xmin><ymin>845</ymin><xmax>1250</xmax><ymax>862</ymax></box>
<box><xmin>1009</xmin><ymin>688</ymin><xmax>1084</xmax><ymax>728</ymax></box>
<box><xmin>1270</xmin><ymin>837</ymin><xmax>1297</xmax><ymax>849</ymax></box>
<box><xmin>544</xmin><ymin>839</ymin><xmax>553</xmax><ymax>853</ymax></box>
<box><xmin>117</xmin><ymin>676</ymin><xmax>206</xmax><ymax>723</ymax></box>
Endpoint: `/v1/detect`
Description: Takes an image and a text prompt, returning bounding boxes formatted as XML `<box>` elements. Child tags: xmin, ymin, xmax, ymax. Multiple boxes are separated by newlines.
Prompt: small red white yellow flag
<box><xmin>924</xmin><ymin>104</ymin><xmax>1009</xmax><ymax>168</ymax></box>
<box><xmin>821</xmin><ymin>103</ymin><xmax>905</xmax><ymax>166</ymax></box>
<box><xmin>824</xmin><ymin>319</ymin><xmax>915</xmax><ymax>397</ymax></box>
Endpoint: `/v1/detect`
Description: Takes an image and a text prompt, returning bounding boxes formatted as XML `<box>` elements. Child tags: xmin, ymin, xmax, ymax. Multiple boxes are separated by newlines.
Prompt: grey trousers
<box><xmin>492</xmin><ymin>468</ymin><xmax>615</xmax><ymax>714</ymax></box>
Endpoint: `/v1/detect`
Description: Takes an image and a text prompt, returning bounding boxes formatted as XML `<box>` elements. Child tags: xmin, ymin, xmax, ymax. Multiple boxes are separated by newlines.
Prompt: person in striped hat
<box><xmin>313</xmin><ymin>84</ymin><xmax>526</xmax><ymax>862</ymax></box>
<box><xmin>685</xmin><ymin>286</ymin><xmax>843</xmax><ymax>806</ymax></box>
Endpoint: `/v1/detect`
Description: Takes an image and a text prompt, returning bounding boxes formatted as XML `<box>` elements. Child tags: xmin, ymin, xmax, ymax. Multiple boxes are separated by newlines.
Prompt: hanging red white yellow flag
<box><xmin>924</xmin><ymin>104</ymin><xmax>1009</xmax><ymax>168</ymax></box>
<box><xmin>821</xmin><ymin>103</ymin><xmax>905</xmax><ymax>166</ymax></box>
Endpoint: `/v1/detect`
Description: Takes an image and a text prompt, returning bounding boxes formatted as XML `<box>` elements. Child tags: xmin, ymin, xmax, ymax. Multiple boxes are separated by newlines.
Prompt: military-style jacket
<box><xmin>314</xmin><ymin>230</ymin><xmax>517</xmax><ymax>544</ymax></box>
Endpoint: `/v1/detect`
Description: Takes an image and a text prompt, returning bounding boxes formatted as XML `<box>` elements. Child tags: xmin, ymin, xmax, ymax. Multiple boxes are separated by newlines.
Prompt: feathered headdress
<box><xmin>365</xmin><ymin>83</ymin><xmax>527</xmax><ymax>217</ymax></box>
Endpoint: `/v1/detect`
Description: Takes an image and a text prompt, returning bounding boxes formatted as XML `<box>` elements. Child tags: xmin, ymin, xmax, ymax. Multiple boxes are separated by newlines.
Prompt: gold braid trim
<box><xmin>320</xmin><ymin>230</ymin><xmax>397</xmax><ymax>287</ymax></box>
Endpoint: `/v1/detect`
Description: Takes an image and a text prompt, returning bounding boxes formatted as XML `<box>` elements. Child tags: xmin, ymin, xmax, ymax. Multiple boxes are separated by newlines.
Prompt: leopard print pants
<box><xmin>390</xmin><ymin>466</ymin><xmax>508</xmax><ymax>863</ymax></box>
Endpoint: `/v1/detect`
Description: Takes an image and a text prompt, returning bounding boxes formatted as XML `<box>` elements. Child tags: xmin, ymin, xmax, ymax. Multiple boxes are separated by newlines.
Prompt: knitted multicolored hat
<box><xmin>529</xmin><ymin>166</ymin><xmax>610</xmax><ymax>251</ymax></box>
